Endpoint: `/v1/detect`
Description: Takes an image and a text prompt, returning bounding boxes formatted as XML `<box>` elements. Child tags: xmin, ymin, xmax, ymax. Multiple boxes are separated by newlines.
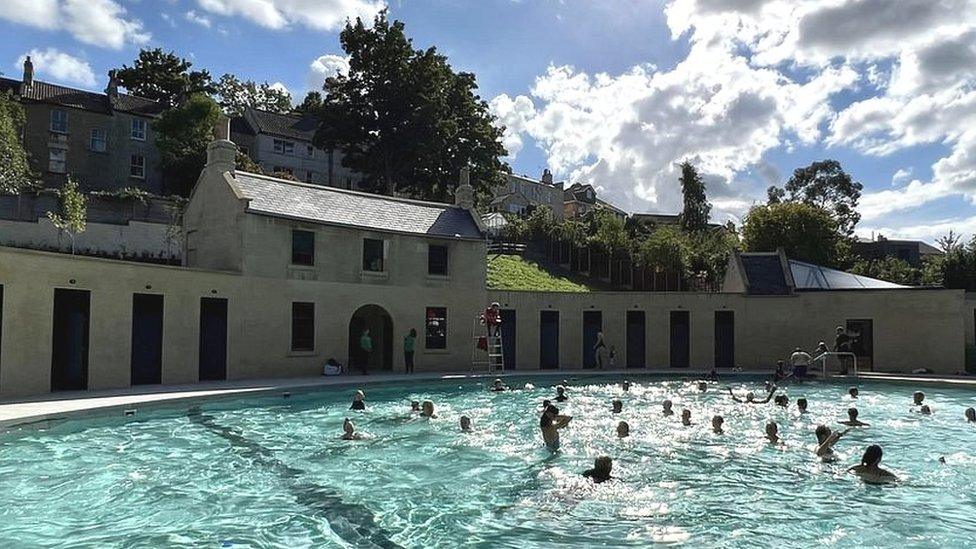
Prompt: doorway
<box><xmin>626</xmin><ymin>311</ymin><xmax>645</xmax><ymax>368</ymax></box>
<box><xmin>714</xmin><ymin>311</ymin><xmax>734</xmax><ymax>369</ymax></box>
<box><xmin>582</xmin><ymin>311</ymin><xmax>602</xmax><ymax>369</ymax></box>
<box><xmin>51</xmin><ymin>288</ymin><xmax>90</xmax><ymax>391</ymax></box>
<box><xmin>670</xmin><ymin>310</ymin><xmax>690</xmax><ymax>368</ymax></box>
<box><xmin>845</xmin><ymin>319</ymin><xmax>873</xmax><ymax>372</ymax></box>
<box><xmin>540</xmin><ymin>310</ymin><xmax>559</xmax><ymax>370</ymax></box>
<box><xmin>349</xmin><ymin>304</ymin><xmax>393</xmax><ymax>372</ymax></box>
<box><xmin>500</xmin><ymin>309</ymin><xmax>516</xmax><ymax>370</ymax></box>
<box><xmin>131</xmin><ymin>294</ymin><xmax>164</xmax><ymax>385</ymax></box>
<box><xmin>199</xmin><ymin>297</ymin><xmax>228</xmax><ymax>381</ymax></box>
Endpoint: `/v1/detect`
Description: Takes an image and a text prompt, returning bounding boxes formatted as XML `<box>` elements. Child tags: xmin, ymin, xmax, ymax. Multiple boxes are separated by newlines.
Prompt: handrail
<box><xmin>812</xmin><ymin>352</ymin><xmax>858</xmax><ymax>379</ymax></box>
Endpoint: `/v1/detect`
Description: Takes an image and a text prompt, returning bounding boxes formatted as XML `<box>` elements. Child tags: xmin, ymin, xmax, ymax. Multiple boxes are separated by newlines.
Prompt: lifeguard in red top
<box><xmin>481</xmin><ymin>302</ymin><xmax>502</xmax><ymax>337</ymax></box>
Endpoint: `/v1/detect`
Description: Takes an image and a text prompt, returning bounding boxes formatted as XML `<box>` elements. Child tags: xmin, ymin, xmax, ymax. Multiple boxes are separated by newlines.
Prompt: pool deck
<box><xmin>1</xmin><ymin>369</ymin><xmax>973</xmax><ymax>429</ymax></box>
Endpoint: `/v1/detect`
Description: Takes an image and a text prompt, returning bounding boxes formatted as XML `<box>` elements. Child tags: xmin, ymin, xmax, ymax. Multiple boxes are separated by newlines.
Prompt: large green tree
<box><xmin>0</xmin><ymin>90</ymin><xmax>34</xmax><ymax>193</ymax></box>
<box><xmin>313</xmin><ymin>12</ymin><xmax>508</xmax><ymax>203</ymax></box>
<box><xmin>115</xmin><ymin>48</ymin><xmax>215</xmax><ymax>107</ymax></box>
<box><xmin>153</xmin><ymin>94</ymin><xmax>221</xmax><ymax>196</ymax></box>
<box><xmin>679</xmin><ymin>161</ymin><xmax>711</xmax><ymax>232</ymax></box>
<box><xmin>215</xmin><ymin>74</ymin><xmax>292</xmax><ymax>116</ymax></box>
<box><xmin>293</xmin><ymin>91</ymin><xmax>323</xmax><ymax>115</ymax></box>
<box><xmin>937</xmin><ymin>233</ymin><xmax>976</xmax><ymax>291</ymax></box>
<box><xmin>741</xmin><ymin>202</ymin><xmax>841</xmax><ymax>266</ymax></box>
<box><xmin>767</xmin><ymin>159</ymin><xmax>862</xmax><ymax>236</ymax></box>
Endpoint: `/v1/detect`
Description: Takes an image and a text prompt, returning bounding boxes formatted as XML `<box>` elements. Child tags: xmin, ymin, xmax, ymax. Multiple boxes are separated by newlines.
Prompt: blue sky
<box><xmin>2</xmin><ymin>0</ymin><xmax>975</xmax><ymax>243</ymax></box>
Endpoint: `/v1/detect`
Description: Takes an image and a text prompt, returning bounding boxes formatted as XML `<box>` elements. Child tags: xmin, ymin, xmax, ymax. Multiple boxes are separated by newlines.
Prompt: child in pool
<box><xmin>849</xmin><ymin>445</ymin><xmax>898</xmax><ymax>484</ymax></box>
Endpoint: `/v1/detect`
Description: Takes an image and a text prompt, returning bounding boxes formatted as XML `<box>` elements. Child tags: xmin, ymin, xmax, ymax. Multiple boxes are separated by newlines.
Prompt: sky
<box><xmin>2</xmin><ymin>0</ymin><xmax>975</xmax><ymax>244</ymax></box>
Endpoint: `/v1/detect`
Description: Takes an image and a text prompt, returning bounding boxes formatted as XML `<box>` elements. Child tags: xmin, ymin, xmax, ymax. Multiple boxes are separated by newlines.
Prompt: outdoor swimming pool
<box><xmin>1</xmin><ymin>375</ymin><xmax>975</xmax><ymax>548</ymax></box>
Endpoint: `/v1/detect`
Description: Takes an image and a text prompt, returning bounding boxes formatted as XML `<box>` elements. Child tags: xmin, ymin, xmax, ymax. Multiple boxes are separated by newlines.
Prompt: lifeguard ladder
<box><xmin>471</xmin><ymin>314</ymin><xmax>505</xmax><ymax>373</ymax></box>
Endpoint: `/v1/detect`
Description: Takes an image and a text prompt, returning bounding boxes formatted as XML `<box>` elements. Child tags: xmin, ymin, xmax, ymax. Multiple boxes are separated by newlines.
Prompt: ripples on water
<box><xmin>1</xmin><ymin>376</ymin><xmax>976</xmax><ymax>548</ymax></box>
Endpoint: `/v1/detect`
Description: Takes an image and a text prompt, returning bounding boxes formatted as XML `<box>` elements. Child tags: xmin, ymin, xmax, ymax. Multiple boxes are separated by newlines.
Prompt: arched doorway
<box><xmin>348</xmin><ymin>304</ymin><xmax>394</xmax><ymax>373</ymax></box>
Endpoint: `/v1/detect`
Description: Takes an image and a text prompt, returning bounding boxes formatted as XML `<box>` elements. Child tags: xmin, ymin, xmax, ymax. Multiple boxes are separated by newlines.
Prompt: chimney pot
<box><xmin>455</xmin><ymin>166</ymin><xmax>475</xmax><ymax>209</ymax></box>
<box><xmin>22</xmin><ymin>56</ymin><xmax>33</xmax><ymax>88</ymax></box>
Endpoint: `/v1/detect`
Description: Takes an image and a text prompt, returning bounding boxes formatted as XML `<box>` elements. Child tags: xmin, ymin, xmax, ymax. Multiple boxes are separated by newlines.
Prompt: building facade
<box><xmin>563</xmin><ymin>182</ymin><xmax>628</xmax><ymax>220</ymax></box>
<box><xmin>489</xmin><ymin>170</ymin><xmax>565</xmax><ymax>220</ymax></box>
<box><xmin>855</xmin><ymin>236</ymin><xmax>943</xmax><ymax>267</ymax></box>
<box><xmin>0</xmin><ymin>60</ymin><xmax>166</xmax><ymax>194</ymax></box>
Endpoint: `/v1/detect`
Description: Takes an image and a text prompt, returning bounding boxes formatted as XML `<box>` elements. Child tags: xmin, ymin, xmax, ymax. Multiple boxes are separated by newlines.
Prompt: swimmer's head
<box><xmin>593</xmin><ymin>455</ymin><xmax>613</xmax><ymax>475</ymax></box>
<box><xmin>765</xmin><ymin>421</ymin><xmax>778</xmax><ymax>437</ymax></box>
<box><xmin>966</xmin><ymin>407</ymin><xmax>976</xmax><ymax>422</ymax></box>
<box><xmin>861</xmin><ymin>444</ymin><xmax>883</xmax><ymax>467</ymax></box>
<box><xmin>542</xmin><ymin>399</ymin><xmax>551</xmax><ymax>409</ymax></box>
<box><xmin>836</xmin><ymin>326</ymin><xmax>845</xmax><ymax>334</ymax></box>
<box><xmin>490</xmin><ymin>302</ymin><xmax>500</xmax><ymax>309</ymax></box>
<box><xmin>681</xmin><ymin>408</ymin><xmax>692</xmax><ymax>424</ymax></box>
<box><xmin>556</xmin><ymin>385</ymin><xmax>566</xmax><ymax>395</ymax></box>
<box><xmin>849</xmin><ymin>387</ymin><xmax>859</xmax><ymax>398</ymax></box>
<box><xmin>914</xmin><ymin>391</ymin><xmax>925</xmax><ymax>405</ymax></box>
<box><xmin>797</xmin><ymin>398</ymin><xmax>808</xmax><ymax>412</ymax></box>
<box><xmin>621</xmin><ymin>380</ymin><xmax>631</xmax><ymax>391</ymax></box>
<box><xmin>712</xmin><ymin>415</ymin><xmax>724</xmax><ymax>431</ymax></box>
<box><xmin>612</xmin><ymin>399</ymin><xmax>623</xmax><ymax>413</ymax></box>
<box><xmin>616</xmin><ymin>421</ymin><xmax>630</xmax><ymax>438</ymax></box>
<box><xmin>848</xmin><ymin>407</ymin><xmax>859</xmax><ymax>421</ymax></box>
<box><xmin>459</xmin><ymin>415</ymin><xmax>471</xmax><ymax>431</ymax></box>
<box><xmin>815</xmin><ymin>424</ymin><xmax>831</xmax><ymax>444</ymax></box>
<box><xmin>746</xmin><ymin>392</ymin><xmax>756</xmax><ymax>402</ymax></box>
<box><xmin>662</xmin><ymin>399</ymin><xmax>673</xmax><ymax>411</ymax></box>
<box><xmin>697</xmin><ymin>381</ymin><xmax>707</xmax><ymax>392</ymax></box>
<box><xmin>422</xmin><ymin>400</ymin><xmax>435</xmax><ymax>416</ymax></box>
<box><xmin>343</xmin><ymin>418</ymin><xmax>355</xmax><ymax>435</ymax></box>
<box><xmin>410</xmin><ymin>400</ymin><xmax>420</xmax><ymax>411</ymax></box>
<box><xmin>493</xmin><ymin>378</ymin><xmax>503</xmax><ymax>388</ymax></box>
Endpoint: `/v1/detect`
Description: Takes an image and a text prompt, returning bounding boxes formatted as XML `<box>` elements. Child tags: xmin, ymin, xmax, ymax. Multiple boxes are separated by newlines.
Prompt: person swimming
<box><xmin>797</xmin><ymin>398</ymin><xmax>808</xmax><ymax>413</ymax></box>
<box><xmin>350</xmin><ymin>390</ymin><xmax>366</xmax><ymax>410</ymax></box>
<box><xmin>617</xmin><ymin>420</ymin><xmax>630</xmax><ymax>438</ymax></box>
<box><xmin>662</xmin><ymin>399</ymin><xmax>674</xmax><ymax>416</ymax></box>
<box><xmin>611</xmin><ymin>399</ymin><xmax>623</xmax><ymax>414</ymax></box>
<box><xmin>840</xmin><ymin>407</ymin><xmax>869</xmax><ymax>427</ymax></box>
<box><xmin>491</xmin><ymin>378</ymin><xmax>508</xmax><ymax>392</ymax></box>
<box><xmin>913</xmin><ymin>391</ymin><xmax>925</xmax><ymax>406</ymax></box>
<box><xmin>849</xmin><ymin>445</ymin><xmax>898</xmax><ymax>484</ymax></box>
<box><xmin>849</xmin><ymin>387</ymin><xmax>859</xmax><ymax>399</ymax></box>
<box><xmin>421</xmin><ymin>400</ymin><xmax>437</xmax><ymax>418</ymax></box>
<box><xmin>410</xmin><ymin>400</ymin><xmax>420</xmax><ymax>413</ymax></box>
<box><xmin>459</xmin><ymin>415</ymin><xmax>472</xmax><ymax>432</ymax></box>
<box><xmin>554</xmin><ymin>385</ymin><xmax>568</xmax><ymax>402</ymax></box>
<box><xmin>765</xmin><ymin>421</ymin><xmax>780</xmax><ymax>444</ymax></box>
<box><xmin>540</xmin><ymin>404</ymin><xmax>572</xmax><ymax>451</ymax></box>
<box><xmin>582</xmin><ymin>456</ymin><xmax>613</xmax><ymax>483</ymax></box>
<box><xmin>341</xmin><ymin>418</ymin><xmax>362</xmax><ymax>440</ymax></box>
<box><xmin>729</xmin><ymin>385</ymin><xmax>777</xmax><ymax>404</ymax></box>
<box><xmin>621</xmin><ymin>380</ymin><xmax>631</xmax><ymax>392</ymax></box>
<box><xmin>966</xmin><ymin>407</ymin><xmax>976</xmax><ymax>423</ymax></box>
<box><xmin>712</xmin><ymin>415</ymin><xmax>724</xmax><ymax>434</ymax></box>
<box><xmin>681</xmin><ymin>408</ymin><xmax>694</xmax><ymax>426</ymax></box>
<box><xmin>697</xmin><ymin>381</ymin><xmax>708</xmax><ymax>393</ymax></box>
<box><xmin>774</xmin><ymin>394</ymin><xmax>789</xmax><ymax>408</ymax></box>
<box><xmin>815</xmin><ymin>424</ymin><xmax>851</xmax><ymax>461</ymax></box>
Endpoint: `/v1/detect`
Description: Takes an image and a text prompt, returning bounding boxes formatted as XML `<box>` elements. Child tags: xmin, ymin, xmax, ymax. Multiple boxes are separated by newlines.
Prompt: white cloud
<box><xmin>858</xmin><ymin>215</ymin><xmax>976</xmax><ymax>243</ymax></box>
<box><xmin>185</xmin><ymin>10</ymin><xmax>212</xmax><ymax>28</ymax></box>
<box><xmin>892</xmin><ymin>168</ymin><xmax>912</xmax><ymax>185</ymax></box>
<box><xmin>0</xmin><ymin>0</ymin><xmax>149</xmax><ymax>49</ymax></box>
<box><xmin>16</xmin><ymin>48</ymin><xmax>96</xmax><ymax>88</ymax></box>
<box><xmin>488</xmin><ymin>94</ymin><xmax>537</xmax><ymax>158</ymax></box>
<box><xmin>196</xmin><ymin>0</ymin><xmax>384</xmax><ymax>31</ymax></box>
<box><xmin>306</xmin><ymin>53</ymin><xmax>350</xmax><ymax>91</ymax></box>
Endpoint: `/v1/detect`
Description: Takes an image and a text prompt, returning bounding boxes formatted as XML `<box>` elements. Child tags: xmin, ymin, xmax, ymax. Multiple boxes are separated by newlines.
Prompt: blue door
<box><xmin>500</xmin><ymin>309</ymin><xmax>516</xmax><ymax>370</ymax></box>
<box><xmin>714</xmin><ymin>311</ymin><xmax>734</xmax><ymax>368</ymax></box>
<box><xmin>199</xmin><ymin>297</ymin><xmax>228</xmax><ymax>381</ymax></box>
<box><xmin>670</xmin><ymin>311</ymin><xmax>690</xmax><ymax>368</ymax></box>
<box><xmin>131</xmin><ymin>294</ymin><xmax>164</xmax><ymax>385</ymax></box>
<box><xmin>51</xmin><ymin>289</ymin><xmax>90</xmax><ymax>391</ymax></box>
<box><xmin>626</xmin><ymin>311</ymin><xmax>646</xmax><ymax>368</ymax></box>
<box><xmin>540</xmin><ymin>311</ymin><xmax>559</xmax><ymax>370</ymax></box>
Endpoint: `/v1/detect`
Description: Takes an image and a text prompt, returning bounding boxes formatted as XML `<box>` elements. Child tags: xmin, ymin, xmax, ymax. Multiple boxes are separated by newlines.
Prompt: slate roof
<box><xmin>0</xmin><ymin>77</ymin><xmax>165</xmax><ymax>117</ymax></box>
<box><xmin>739</xmin><ymin>254</ymin><xmax>791</xmax><ymax>295</ymax></box>
<box><xmin>232</xmin><ymin>171</ymin><xmax>484</xmax><ymax>240</ymax></box>
<box><xmin>243</xmin><ymin>109</ymin><xmax>319</xmax><ymax>141</ymax></box>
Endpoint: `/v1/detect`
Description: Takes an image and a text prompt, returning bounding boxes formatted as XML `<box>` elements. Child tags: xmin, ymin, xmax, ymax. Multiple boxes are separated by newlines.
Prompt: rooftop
<box><xmin>237</xmin><ymin>108</ymin><xmax>320</xmax><ymax>142</ymax></box>
<box><xmin>0</xmin><ymin>77</ymin><xmax>165</xmax><ymax>117</ymax></box>
<box><xmin>231</xmin><ymin>171</ymin><xmax>484</xmax><ymax>240</ymax></box>
<box><xmin>734</xmin><ymin>251</ymin><xmax>908</xmax><ymax>294</ymax></box>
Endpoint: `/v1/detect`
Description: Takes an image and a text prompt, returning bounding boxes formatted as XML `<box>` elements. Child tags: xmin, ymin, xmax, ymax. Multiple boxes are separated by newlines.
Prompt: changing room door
<box><xmin>670</xmin><ymin>310</ymin><xmax>690</xmax><ymax>368</ymax></box>
<box><xmin>500</xmin><ymin>309</ymin><xmax>516</xmax><ymax>370</ymax></box>
<box><xmin>131</xmin><ymin>294</ymin><xmax>164</xmax><ymax>385</ymax></box>
<box><xmin>626</xmin><ymin>311</ymin><xmax>646</xmax><ymax>368</ymax></box>
<box><xmin>845</xmin><ymin>319</ymin><xmax>873</xmax><ymax>372</ymax></box>
<box><xmin>51</xmin><ymin>288</ymin><xmax>90</xmax><ymax>391</ymax></box>
<box><xmin>582</xmin><ymin>311</ymin><xmax>602</xmax><ymax>369</ymax></box>
<box><xmin>714</xmin><ymin>311</ymin><xmax>734</xmax><ymax>368</ymax></box>
<box><xmin>540</xmin><ymin>310</ymin><xmax>559</xmax><ymax>370</ymax></box>
<box><xmin>199</xmin><ymin>297</ymin><xmax>228</xmax><ymax>381</ymax></box>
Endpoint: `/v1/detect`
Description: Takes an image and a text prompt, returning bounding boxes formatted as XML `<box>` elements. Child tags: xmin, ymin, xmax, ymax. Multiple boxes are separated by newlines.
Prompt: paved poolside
<box><xmin>1</xmin><ymin>369</ymin><xmax>973</xmax><ymax>429</ymax></box>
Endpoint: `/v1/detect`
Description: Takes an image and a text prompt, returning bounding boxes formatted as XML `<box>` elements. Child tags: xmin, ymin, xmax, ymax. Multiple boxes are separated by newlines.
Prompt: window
<box><xmin>90</xmin><ymin>128</ymin><xmax>107</xmax><ymax>152</ymax></box>
<box><xmin>363</xmin><ymin>238</ymin><xmax>384</xmax><ymax>272</ymax></box>
<box><xmin>425</xmin><ymin>307</ymin><xmax>447</xmax><ymax>349</ymax></box>
<box><xmin>291</xmin><ymin>302</ymin><xmax>315</xmax><ymax>351</ymax></box>
<box><xmin>50</xmin><ymin>110</ymin><xmax>67</xmax><ymax>133</ymax></box>
<box><xmin>130</xmin><ymin>155</ymin><xmax>145</xmax><ymax>179</ymax></box>
<box><xmin>48</xmin><ymin>147</ymin><xmax>66</xmax><ymax>173</ymax></box>
<box><xmin>291</xmin><ymin>230</ymin><xmax>314</xmax><ymax>265</ymax></box>
<box><xmin>131</xmin><ymin>118</ymin><xmax>147</xmax><ymax>140</ymax></box>
<box><xmin>428</xmin><ymin>244</ymin><xmax>448</xmax><ymax>276</ymax></box>
<box><xmin>273</xmin><ymin>139</ymin><xmax>295</xmax><ymax>155</ymax></box>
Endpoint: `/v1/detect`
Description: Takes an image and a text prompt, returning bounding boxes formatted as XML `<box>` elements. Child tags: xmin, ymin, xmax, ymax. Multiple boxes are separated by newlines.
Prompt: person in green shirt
<box><xmin>359</xmin><ymin>329</ymin><xmax>373</xmax><ymax>375</ymax></box>
<box><xmin>403</xmin><ymin>328</ymin><xmax>417</xmax><ymax>374</ymax></box>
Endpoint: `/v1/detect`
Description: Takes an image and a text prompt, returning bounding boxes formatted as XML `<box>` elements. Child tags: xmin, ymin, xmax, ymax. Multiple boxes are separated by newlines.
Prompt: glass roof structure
<box><xmin>788</xmin><ymin>260</ymin><xmax>906</xmax><ymax>290</ymax></box>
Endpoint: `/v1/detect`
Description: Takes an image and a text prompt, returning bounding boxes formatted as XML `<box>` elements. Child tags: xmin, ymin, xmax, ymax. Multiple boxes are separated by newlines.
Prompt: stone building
<box><xmin>0</xmin><ymin>58</ymin><xmax>166</xmax><ymax>193</ymax></box>
<box><xmin>854</xmin><ymin>235</ymin><xmax>943</xmax><ymax>267</ymax></box>
<box><xmin>489</xmin><ymin>170</ymin><xmax>565</xmax><ymax>220</ymax></box>
<box><xmin>563</xmin><ymin>182</ymin><xmax>627</xmax><ymax>220</ymax></box>
<box><xmin>230</xmin><ymin>107</ymin><xmax>364</xmax><ymax>190</ymax></box>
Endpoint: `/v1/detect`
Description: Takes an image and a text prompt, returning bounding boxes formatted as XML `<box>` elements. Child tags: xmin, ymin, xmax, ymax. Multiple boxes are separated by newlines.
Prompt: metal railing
<box><xmin>812</xmin><ymin>352</ymin><xmax>858</xmax><ymax>379</ymax></box>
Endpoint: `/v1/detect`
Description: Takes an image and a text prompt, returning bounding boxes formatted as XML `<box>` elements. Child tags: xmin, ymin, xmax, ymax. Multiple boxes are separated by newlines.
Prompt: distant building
<box><xmin>488</xmin><ymin>170</ymin><xmax>565</xmax><ymax>220</ymax></box>
<box><xmin>230</xmin><ymin>107</ymin><xmax>365</xmax><ymax>190</ymax></box>
<box><xmin>563</xmin><ymin>182</ymin><xmax>627</xmax><ymax>220</ymax></box>
<box><xmin>630</xmin><ymin>212</ymin><xmax>726</xmax><ymax>231</ymax></box>
<box><xmin>0</xmin><ymin>58</ymin><xmax>166</xmax><ymax>193</ymax></box>
<box><xmin>855</xmin><ymin>236</ymin><xmax>943</xmax><ymax>267</ymax></box>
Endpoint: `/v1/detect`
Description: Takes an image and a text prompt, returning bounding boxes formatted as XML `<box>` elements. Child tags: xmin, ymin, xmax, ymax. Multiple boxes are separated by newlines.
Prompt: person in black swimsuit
<box><xmin>350</xmin><ymin>390</ymin><xmax>366</xmax><ymax>410</ymax></box>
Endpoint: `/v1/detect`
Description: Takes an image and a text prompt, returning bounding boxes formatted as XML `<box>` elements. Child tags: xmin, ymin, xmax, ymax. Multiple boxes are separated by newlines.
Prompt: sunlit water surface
<box><xmin>1</xmin><ymin>376</ymin><xmax>976</xmax><ymax>548</ymax></box>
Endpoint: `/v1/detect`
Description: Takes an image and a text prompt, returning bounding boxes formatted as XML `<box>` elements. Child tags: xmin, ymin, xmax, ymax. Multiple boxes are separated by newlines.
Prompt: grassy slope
<box><xmin>487</xmin><ymin>254</ymin><xmax>592</xmax><ymax>292</ymax></box>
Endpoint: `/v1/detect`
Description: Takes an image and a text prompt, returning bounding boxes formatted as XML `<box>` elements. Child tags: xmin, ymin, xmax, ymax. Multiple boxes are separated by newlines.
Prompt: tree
<box><xmin>47</xmin><ymin>176</ymin><xmax>86</xmax><ymax>254</ymax></box>
<box><xmin>938</xmin><ymin>235</ymin><xmax>976</xmax><ymax>291</ymax></box>
<box><xmin>588</xmin><ymin>209</ymin><xmax>629</xmax><ymax>281</ymax></box>
<box><xmin>115</xmin><ymin>48</ymin><xmax>215</xmax><ymax>107</ymax></box>
<box><xmin>741</xmin><ymin>202</ymin><xmax>841</xmax><ymax>266</ymax></box>
<box><xmin>767</xmin><ymin>160</ymin><xmax>862</xmax><ymax>235</ymax></box>
<box><xmin>153</xmin><ymin>94</ymin><xmax>221</xmax><ymax>196</ymax></box>
<box><xmin>0</xmin><ymin>90</ymin><xmax>35</xmax><ymax>193</ymax></box>
<box><xmin>638</xmin><ymin>225</ymin><xmax>687</xmax><ymax>273</ymax></box>
<box><xmin>850</xmin><ymin>257</ymin><xmax>920</xmax><ymax>286</ymax></box>
<box><xmin>293</xmin><ymin>91</ymin><xmax>323</xmax><ymax>115</ymax></box>
<box><xmin>313</xmin><ymin>12</ymin><xmax>508</xmax><ymax>204</ymax></box>
<box><xmin>679</xmin><ymin>161</ymin><xmax>711</xmax><ymax>232</ymax></box>
<box><xmin>215</xmin><ymin>74</ymin><xmax>292</xmax><ymax>116</ymax></box>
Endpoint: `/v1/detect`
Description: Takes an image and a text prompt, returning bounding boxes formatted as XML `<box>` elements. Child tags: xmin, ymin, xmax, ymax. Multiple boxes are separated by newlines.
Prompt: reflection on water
<box><xmin>1</xmin><ymin>376</ymin><xmax>976</xmax><ymax>547</ymax></box>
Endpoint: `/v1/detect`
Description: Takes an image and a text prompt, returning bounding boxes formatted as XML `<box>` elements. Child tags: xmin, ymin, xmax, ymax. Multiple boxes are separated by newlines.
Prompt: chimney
<box><xmin>455</xmin><ymin>165</ymin><xmax>474</xmax><ymax>209</ymax></box>
<box><xmin>541</xmin><ymin>168</ymin><xmax>553</xmax><ymax>186</ymax></box>
<box><xmin>22</xmin><ymin>56</ymin><xmax>33</xmax><ymax>89</ymax></box>
<box><xmin>105</xmin><ymin>69</ymin><xmax>118</xmax><ymax>98</ymax></box>
<box><xmin>206</xmin><ymin>117</ymin><xmax>236</xmax><ymax>176</ymax></box>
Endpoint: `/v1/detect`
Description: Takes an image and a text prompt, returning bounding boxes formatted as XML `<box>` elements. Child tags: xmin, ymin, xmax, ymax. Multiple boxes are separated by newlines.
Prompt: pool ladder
<box><xmin>813</xmin><ymin>352</ymin><xmax>859</xmax><ymax>379</ymax></box>
<box><xmin>471</xmin><ymin>317</ymin><xmax>505</xmax><ymax>374</ymax></box>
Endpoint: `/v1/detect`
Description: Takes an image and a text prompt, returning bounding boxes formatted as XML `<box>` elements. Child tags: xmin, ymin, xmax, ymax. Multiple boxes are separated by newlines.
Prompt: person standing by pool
<box><xmin>403</xmin><ymin>329</ymin><xmax>417</xmax><ymax>374</ymax></box>
<box><xmin>359</xmin><ymin>329</ymin><xmax>373</xmax><ymax>375</ymax></box>
<box><xmin>350</xmin><ymin>390</ymin><xmax>366</xmax><ymax>410</ymax></box>
<box><xmin>481</xmin><ymin>302</ymin><xmax>502</xmax><ymax>337</ymax></box>
<box><xmin>849</xmin><ymin>445</ymin><xmax>898</xmax><ymax>484</ymax></box>
<box><xmin>790</xmin><ymin>347</ymin><xmax>811</xmax><ymax>379</ymax></box>
<box><xmin>540</xmin><ymin>404</ymin><xmax>572</xmax><ymax>451</ymax></box>
<box><xmin>594</xmin><ymin>331</ymin><xmax>607</xmax><ymax>369</ymax></box>
<box><xmin>834</xmin><ymin>326</ymin><xmax>853</xmax><ymax>374</ymax></box>
<box><xmin>582</xmin><ymin>456</ymin><xmax>613</xmax><ymax>483</ymax></box>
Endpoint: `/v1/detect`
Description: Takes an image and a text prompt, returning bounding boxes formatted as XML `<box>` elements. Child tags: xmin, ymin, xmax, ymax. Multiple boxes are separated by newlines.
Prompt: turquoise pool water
<box><xmin>1</xmin><ymin>376</ymin><xmax>976</xmax><ymax>548</ymax></box>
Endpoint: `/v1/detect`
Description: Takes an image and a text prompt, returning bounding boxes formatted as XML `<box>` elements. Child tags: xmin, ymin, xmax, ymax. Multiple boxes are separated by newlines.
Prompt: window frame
<box><xmin>89</xmin><ymin>128</ymin><xmax>107</xmax><ymax>152</ymax></box>
<box><xmin>290</xmin><ymin>301</ymin><xmax>315</xmax><ymax>352</ymax></box>
<box><xmin>273</xmin><ymin>139</ymin><xmax>295</xmax><ymax>156</ymax></box>
<box><xmin>130</xmin><ymin>154</ymin><xmax>145</xmax><ymax>179</ymax></box>
<box><xmin>48</xmin><ymin>147</ymin><xmax>67</xmax><ymax>173</ymax></box>
<box><xmin>362</xmin><ymin>238</ymin><xmax>385</xmax><ymax>273</ymax></box>
<box><xmin>427</xmin><ymin>244</ymin><xmax>449</xmax><ymax>276</ymax></box>
<box><xmin>50</xmin><ymin>109</ymin><xmax>68</xmax><ymax>133</ymax></box>
<box><xmin>131</xmin><ymin>118</ymin><xmax>147</xmax><ymax>141</ymax></box>
<box><xmin>291</xmin><ymin>229</ymin><xmax>315</xmax><ymax>266</ymax></box>
<box><xmin>425</xmin><ymin>307</ymin><xmax>448</xmax><ymax>350</ymax></box>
